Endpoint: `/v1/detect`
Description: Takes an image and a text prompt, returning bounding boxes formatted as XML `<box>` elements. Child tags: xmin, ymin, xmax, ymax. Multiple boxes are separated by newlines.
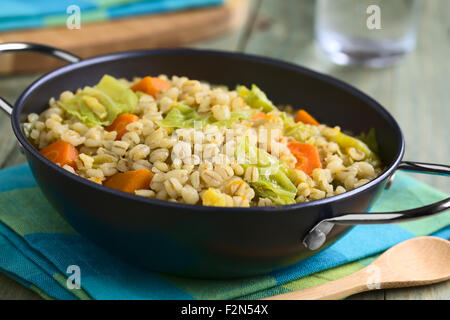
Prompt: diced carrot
<box><xmin>104</xmin><ymin>169</ymin><xmax>154</xmax><ymax>194</ymax></box>
<box><xmin>130</xmin><ymin>76</ymin><xmax>170</xmax><ymax>98</ymax></box>
<box><xmin>295</xmin><ymin>109</ymin><xmax>319</xmax><ymax>125</ymax></box>
<box><xmin>106</xmin><ymin>113</ymin><xmax>139</xmax><ymax>140</ymax></box>
<box><xmin>251</xmin><ymin>111</ymin><xmax>266</xmax><ymax>120</ymax></box>
<box><xmin>287</xmin><ymin>141</ymin><xmax>322</xmax><ymax>175</ymax></box>
<box><xmin>40</xmin><ymin>140</ymin><xmax>78</xmax><ymax>169</ymax></box>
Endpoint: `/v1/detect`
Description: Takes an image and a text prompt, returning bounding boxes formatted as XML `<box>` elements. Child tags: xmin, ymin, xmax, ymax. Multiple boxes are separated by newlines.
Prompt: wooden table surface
<box><xmin>0</xmin><ymin>0</ymin><xmax>448</xmax><ymax>300</ymax></box>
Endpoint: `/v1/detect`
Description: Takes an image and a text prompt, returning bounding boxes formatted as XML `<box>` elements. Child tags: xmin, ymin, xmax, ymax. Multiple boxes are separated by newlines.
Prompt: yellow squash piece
<box><xmin>202</xmin><ymin>188</ymin><xmax>227</xmax><ymax>207</ymax></box>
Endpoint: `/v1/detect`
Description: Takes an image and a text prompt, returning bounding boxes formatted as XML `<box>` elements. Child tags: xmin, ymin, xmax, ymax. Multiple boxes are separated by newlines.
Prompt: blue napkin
<box><xmin>0</xmin><ymin>0</ymin><xmax>224</xmax><ymax>31</ymax></box>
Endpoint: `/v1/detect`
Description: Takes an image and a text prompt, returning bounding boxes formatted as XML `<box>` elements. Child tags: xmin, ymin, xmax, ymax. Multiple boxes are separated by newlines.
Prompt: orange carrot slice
<box><xmin>287</xmin><ymin>141</ymin><xmax>322</xmax><ymax>175</ymax></box>
<box><xmin>40</xmin><ymin>140</ymin><xmax>78</xmax><ymax>169</ymax></box>
<box><xmin>130</xmin><ymin>76</ymin><xmax>170</xmax><ymax>98</ymax></box>
<box><xmin>251</xmin><ymin>111</ymin><xmax>266</xmax><ymax>120</ymax></box>
<box><xmin>295</xmin><ymin>109</ymin><xmax>319</xmax><ymax>125</ymax></box>
<box><xmin>106</xmin><ymin>113</ymin><xmax>139</xmax><ymax>140</ymax></box>
<box><xmin>104</xmin><ymin>169</ymin><xmax>154</xmax><ymax>194</ymax></box>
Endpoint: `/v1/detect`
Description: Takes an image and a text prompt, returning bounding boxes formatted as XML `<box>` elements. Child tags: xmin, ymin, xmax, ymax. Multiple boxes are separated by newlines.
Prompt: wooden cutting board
<box><xmin>0</xmin><ymin>0</ymin><xmax>249</xmax><ymax>74</ymax></box>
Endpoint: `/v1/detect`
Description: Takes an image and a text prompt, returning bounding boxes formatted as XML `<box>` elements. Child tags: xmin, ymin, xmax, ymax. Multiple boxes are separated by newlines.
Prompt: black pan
<box><xmin>0</xmin><ymin>43</ymin><xmax>448</xmax><ymax>278</ymax></box>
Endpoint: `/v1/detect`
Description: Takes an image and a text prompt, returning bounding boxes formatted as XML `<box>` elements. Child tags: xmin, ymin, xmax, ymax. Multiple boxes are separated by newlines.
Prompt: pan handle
<box><xmin>0</xmin><ymin>42</ymin><xmax>82</xmax><ymax>116</ymax></box>
<box><xmin>303</xmin><ymin>160</ymin><xmax>450</xmax><ymax>250</ymax></box>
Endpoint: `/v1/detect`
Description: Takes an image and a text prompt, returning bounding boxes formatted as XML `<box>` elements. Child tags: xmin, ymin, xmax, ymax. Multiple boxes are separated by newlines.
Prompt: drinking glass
<box><xmin>315</xmin><ymin>0</ymin><xmax>421</xmax><ymax>67</ymax></box>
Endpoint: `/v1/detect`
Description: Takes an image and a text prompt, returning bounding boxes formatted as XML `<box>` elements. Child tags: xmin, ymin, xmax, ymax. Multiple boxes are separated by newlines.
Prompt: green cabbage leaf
<box><xmin>280</xmin><ymin>112</ymin><xmax>318</xmax><ymax>143</ymax></box>
<box><xmin>236</xmin><ymin>137</ymin><xmax>297</xmax><ymax>205</ymax></box>
<box><xmin>237</xmin><ymin>84</ymin><xmax>276</xmax><ymax>112</ymax></box>
<box><xmin>157</xmin><ymin>103</ymin><xmax>256</xmax><ymax>129</ymax></box>
<box><xmin>58</xmin><ymin>75</ymin><xmax>138</xmax><ymax>127</ymax></box>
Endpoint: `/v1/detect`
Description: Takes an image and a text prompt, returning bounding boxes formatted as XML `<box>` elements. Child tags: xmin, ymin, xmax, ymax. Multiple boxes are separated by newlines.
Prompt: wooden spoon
<box><xmin>265</xmin><ymin>236</ymin><xmax>450</xmax><ymax>300</ymax></box>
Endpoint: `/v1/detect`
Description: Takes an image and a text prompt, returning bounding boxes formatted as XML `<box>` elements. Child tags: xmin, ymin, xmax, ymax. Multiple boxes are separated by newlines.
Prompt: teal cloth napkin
<box><xmin>0</xmin><ymin>0</ymin><xmax>224</xmax><ymax>31</ymax></box>
<box><xmin>0</xmin><ymin>164</ymin><xmax>448</xmax><ymax>299</ymax></box>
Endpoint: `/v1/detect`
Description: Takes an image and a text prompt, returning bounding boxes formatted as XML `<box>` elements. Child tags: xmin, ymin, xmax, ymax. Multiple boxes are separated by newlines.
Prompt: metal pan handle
<box><xmin>303</xmin><ymin>160</ymin><xmax>450</xmax><ymax>250</ymax></box>
<box><xmin>0</xmin><ymin>42</ymin><xmax>82</xmax><ymax>116</ymax></box>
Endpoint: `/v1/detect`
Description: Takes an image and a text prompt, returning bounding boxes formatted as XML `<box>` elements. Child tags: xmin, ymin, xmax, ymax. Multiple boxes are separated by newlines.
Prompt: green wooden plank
<box><xmin>347</xmin><ymin>290</ymin><xmax>385</xmax><ymax>300</ymax></box>
<box><xmin>385</xmin><ymin>280</ymin><xmax>450</xmax><ymax>300</ymax></box>
<box><xmin>0</xmin><ymin>114</ymin><xmax>19</xmax><ymax>168</ymax></box>
<box><xmin>0</xmin><ymin>272</ymin><xmax>42</xmax><ymax>300</ymax></box>
<box><xmin>1</xmin><ymin>148</ymin><xmax>26</xmax><ymax>169</ymax></box>
<box><xmin>191</xmin><ymin>0</ymin><xmax>259</xmax><ymax>51</ymax></box>
<box><xmin>0</xmin><ymin>74</ymin><xmax>42</xmax><ymax>168</ymax></box>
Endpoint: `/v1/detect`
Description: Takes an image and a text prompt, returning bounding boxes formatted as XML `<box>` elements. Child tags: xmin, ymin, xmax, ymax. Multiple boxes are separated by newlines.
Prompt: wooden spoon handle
<box><xmin>264</xmin><ymin>269</ymin><xmax>371</xmax><ymax>300</ymax></box>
